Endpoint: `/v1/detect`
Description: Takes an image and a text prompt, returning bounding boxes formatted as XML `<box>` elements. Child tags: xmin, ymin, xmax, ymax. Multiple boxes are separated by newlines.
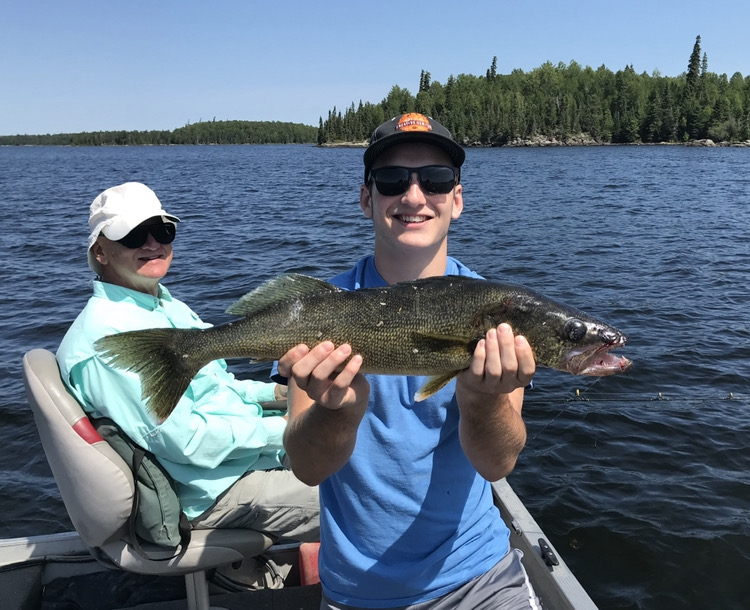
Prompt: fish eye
<box><xmin>563</xmin><ymin>319</ymin><xmax>587</xmax><ymax>342</ymax></box>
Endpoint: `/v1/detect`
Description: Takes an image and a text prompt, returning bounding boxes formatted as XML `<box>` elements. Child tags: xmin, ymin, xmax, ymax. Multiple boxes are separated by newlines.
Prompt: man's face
<box><xmin>93</xmin><ymin>219</ymin><xmax>174</xmax><ymax>294</ymax></box>
<box><xmin>361</xmin><ymin>142</ymin><xmax>463</xmax><ymax>254</ymax></box>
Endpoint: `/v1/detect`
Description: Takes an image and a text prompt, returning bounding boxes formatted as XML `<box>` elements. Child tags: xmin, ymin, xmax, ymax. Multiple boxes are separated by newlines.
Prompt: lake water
<box><xmin>1</xmin><ymin>143</ymin><xmax>749</xmax><ymax>609</ymax></box>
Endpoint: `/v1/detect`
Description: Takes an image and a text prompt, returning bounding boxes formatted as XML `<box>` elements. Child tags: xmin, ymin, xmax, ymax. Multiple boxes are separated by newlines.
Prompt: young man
<box><xmin>278</xmin><ymin>114</ymin><xmax>539</xmax><ymax>609</ymax></box>
<box><xmin>57</xmin><ymin>181</ymin><xmax>318</xmax><ymax>542</ymax></box>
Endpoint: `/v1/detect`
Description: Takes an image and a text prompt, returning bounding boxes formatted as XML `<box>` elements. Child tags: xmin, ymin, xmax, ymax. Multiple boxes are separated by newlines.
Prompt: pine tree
<box><xmin>683</xmin><ymin>35</ymin><xmax>706</xmax><ymax>139</ymax></box>
<box><xmin>419</xmin><ymin>70</ymin><xmax>432</xmax><ymax>92</ymax></box>
<box><xmin>686</xmin><ymin>35</ymin><xmax>702</xmax><ymax>90</ymax></box>
<box><xmin>486</xmin><ymin>56</ymin><xmax>498</xmax><ymax>81</ymax></box>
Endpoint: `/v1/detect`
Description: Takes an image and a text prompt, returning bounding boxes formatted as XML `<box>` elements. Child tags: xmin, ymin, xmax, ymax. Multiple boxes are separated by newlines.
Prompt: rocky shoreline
<box><xmin>481</xmin><ymin>133</ymin><xmax>750</xmax><ymax>147</ymax></box>
<box><xmin>320</xmin><ymin>135</ymin><xmax>750</xmax><ymax>149</ymax></box>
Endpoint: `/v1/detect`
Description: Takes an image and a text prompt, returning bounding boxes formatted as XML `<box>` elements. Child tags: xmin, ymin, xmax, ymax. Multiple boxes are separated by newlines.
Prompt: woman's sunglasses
<box><xmin>368</xmin><ymin>165</ymin><xmax>459</xmax><ymax>197</ymax></box>
<box><xmin>117</xmin><ymin>223</ymin><xmax>176</xmax><ymax>249</ymax></box>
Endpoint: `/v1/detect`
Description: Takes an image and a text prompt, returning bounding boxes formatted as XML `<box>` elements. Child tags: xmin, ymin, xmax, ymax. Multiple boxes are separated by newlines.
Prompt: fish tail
<box><xmin>95</xmin><ymin>328</ymin><xmax>206</xmax><ymax>421</ymax></box>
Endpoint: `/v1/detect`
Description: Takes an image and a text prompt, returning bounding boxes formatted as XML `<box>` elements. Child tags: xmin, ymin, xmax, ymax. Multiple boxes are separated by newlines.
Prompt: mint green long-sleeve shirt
<box><xmin>57</xmin><ymin>281</ymin><xmax>285</xmax><ymax>519</ymax></box>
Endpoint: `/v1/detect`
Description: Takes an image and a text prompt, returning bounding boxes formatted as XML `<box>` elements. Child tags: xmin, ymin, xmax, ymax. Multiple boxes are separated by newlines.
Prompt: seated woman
<box><xmin>57</xmin><ymin>181</ymin><xmax>318</xmax><ymax>542</ymax></box>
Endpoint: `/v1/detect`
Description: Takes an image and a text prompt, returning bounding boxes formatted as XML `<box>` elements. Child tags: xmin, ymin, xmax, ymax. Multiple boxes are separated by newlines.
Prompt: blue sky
<box><xmin>2</xmin><ymin>1</ymin><xmax>748</xmax><ymax>136</ymax></box>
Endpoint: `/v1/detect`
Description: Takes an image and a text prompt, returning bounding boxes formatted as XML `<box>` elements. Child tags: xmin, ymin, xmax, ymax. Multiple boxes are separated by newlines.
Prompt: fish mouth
<box><xmin>567</xmin><ymin>334</ymin><xmax>632</xmax><ymax>376</ymax></box>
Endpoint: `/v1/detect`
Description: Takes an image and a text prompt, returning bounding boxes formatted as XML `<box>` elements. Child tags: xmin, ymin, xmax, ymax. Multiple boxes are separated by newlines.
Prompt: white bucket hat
<box><xmin>87</xmin><ymin>182</ymin><xmax>180</xmax><ymax>271</ymax></box>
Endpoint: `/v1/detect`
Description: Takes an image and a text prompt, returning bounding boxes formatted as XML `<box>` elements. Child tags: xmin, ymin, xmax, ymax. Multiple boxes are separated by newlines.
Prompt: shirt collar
<box><xmin>92</xmin><ymin>280</ymin><xmax>173</xmax><ymax>309</ymax></box>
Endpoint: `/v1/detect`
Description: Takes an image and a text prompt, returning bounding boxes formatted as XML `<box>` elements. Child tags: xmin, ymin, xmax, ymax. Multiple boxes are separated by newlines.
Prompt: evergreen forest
<box><xmin>3</xmin><ymin>36</ymin><xmax>748</xmax><ymax>147</ymax></box>
<box><xmin>319</xmin><ymin>36</ymin><xmax>750</xmax><ymax>146</ymax></box>
<box><xmin>0</xmin><ymin>120</ymin><xmax>318</xmax><ymax>146</ymax></box>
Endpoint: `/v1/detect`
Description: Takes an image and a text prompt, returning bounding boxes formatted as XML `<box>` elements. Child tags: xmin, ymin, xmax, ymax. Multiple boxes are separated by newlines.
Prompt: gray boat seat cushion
<box><xmin>23</xmin><ymin>348</ymin><xmax>273</xmax><ymax>575</ymax></box>
<box><xmin>23</xmin><ymin>348</ymin><xmax>133</xmax><ymax>547</ymax></box>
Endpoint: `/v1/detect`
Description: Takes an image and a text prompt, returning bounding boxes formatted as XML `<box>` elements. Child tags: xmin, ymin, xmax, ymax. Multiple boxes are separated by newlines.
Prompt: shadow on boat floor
<box><xmin>42</xmin><ymin>570</ymin><xmax>322</xmax><ymax>610</ymax></box>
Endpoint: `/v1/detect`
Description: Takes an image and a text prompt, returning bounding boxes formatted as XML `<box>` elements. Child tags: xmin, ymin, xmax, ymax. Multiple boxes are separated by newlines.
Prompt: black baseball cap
<box><xmin>363</xmin><ymin>113</ymin><xmax>465</xmax><ymax>183</ymax></box>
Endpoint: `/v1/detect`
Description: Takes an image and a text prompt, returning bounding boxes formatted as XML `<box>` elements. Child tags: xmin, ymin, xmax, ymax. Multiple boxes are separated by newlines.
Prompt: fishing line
<box><xmin>528</xmin><ymin>377</ymin><xmax>604</xmax><ymax>441</ymax></box>
<box><xmin>552</xmin><ymin>391</ymin><xmax>743</xmax><ymax>404</ymax></box>
<box><xmin>527</xmin><ymin>380</ymin><xmax>744</xmax><ymax>441</ymax></box>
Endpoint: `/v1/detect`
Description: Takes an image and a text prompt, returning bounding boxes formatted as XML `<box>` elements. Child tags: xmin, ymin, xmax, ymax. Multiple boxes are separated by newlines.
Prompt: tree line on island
<box><xmin>2</xmin><ymin>36</ymin><xmax>747</xmax><ymax>147</ymax></box>
<box><xmin>320</xmin><ymin>36</ymin><xmax>749</xmax><ymax>146</ymax></box>
<box><xmin>0</xmin><ymin>120</ymin><xmax>318</xmax><ymax>146</ymax></box>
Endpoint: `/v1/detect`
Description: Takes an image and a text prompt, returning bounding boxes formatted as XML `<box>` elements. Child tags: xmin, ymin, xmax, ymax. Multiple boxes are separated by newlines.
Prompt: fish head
<box><xmin>477</xmin><ymin>286</ymin><xmax>632</xmax><ymax>377</ymax></box>
<box><xmin>476</xmin><ymin>285</ymin><xmax>632</xmax><ymax>377</ymax></box>
<box><xmin>554</xmin><ymin>317</ymin><xmax>632</xmax><ymax>376</ymax></box>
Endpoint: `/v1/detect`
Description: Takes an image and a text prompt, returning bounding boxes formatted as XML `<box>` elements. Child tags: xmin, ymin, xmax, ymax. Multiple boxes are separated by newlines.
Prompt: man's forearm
<box><xmin>458</xmin><ymin>388</ymin><xmax>527</xmax><ymax>481</ymax></box>
<box><xmin>283</xmin><ymin>392</ymin><xmax>366</xmax><ymax>486</ymax></box>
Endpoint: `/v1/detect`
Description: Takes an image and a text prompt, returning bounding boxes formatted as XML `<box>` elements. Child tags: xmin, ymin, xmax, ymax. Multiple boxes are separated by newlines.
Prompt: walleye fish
<box><xmin>95</xmin><ymin>274</ymin><xmax>631</xmax><ymax>420</ymax></box>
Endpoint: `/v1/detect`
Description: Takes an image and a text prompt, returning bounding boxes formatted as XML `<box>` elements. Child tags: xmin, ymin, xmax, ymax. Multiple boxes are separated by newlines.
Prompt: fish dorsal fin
<box><xmin>226</xmin><ymin>273</ymin><xmax>342</xmax><ymax>317</ymax></box>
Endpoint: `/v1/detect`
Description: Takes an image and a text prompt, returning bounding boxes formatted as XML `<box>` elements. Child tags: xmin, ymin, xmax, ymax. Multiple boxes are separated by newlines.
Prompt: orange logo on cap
<box><xmin>396</xmin><ymin>113</ymin><xmax>432</xmax><ymax>133</ymax></box>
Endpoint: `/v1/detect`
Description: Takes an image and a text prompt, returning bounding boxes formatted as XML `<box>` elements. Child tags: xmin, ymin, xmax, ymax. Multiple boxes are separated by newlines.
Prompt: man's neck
<box><xmin>373</xmin><ymin>244</ymin><xmax>448</xmax><ymax>284</ymax></box>
<box><xmin>99</xmin><ymin>272</ymin><xmax>161</xmax><ymax>297</ymax></box>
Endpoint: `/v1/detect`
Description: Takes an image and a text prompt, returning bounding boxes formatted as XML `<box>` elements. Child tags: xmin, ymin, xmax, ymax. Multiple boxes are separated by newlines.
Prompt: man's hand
<box><xmin>278</xmin><ymin>342</ymin><xmax>369</xmax><ymax>411</ymax></box>
<box><xmin>457</xmin><ymin>324</ymin><xmax>535</xmax><ymax>399</ymax></box>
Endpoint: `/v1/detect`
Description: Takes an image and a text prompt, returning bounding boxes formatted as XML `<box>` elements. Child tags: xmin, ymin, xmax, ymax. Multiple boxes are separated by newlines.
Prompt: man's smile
<box><xmin>394</xmin><ymin>214</ymin><xmax>431</xmax><ymax>224</ymax></box>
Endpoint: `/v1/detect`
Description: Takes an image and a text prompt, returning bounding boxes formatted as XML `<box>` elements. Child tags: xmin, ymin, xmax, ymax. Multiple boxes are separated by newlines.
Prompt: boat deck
<box><xmin>1</xmin><ymin>480</ymin><xmax>598</xmax><ymax>609</ymax></box>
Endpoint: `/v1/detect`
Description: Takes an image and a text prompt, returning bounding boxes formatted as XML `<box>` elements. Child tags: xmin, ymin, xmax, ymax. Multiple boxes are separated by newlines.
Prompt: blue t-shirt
<box><xmin>318</xmin><ymin>256</ymin><xmax>511</xmax><ymax>607</ymax></box>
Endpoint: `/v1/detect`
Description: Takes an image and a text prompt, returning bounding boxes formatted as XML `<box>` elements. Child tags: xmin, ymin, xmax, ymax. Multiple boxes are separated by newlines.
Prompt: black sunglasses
<box><xmin>368</xmin><ymin>165</ymin><xmax>458</xmax><ymax>197</ymax></box>
<box><xmin>117</xmin><ymin>223</ymin><xmax>176</xmax><ymax>249</ymax></box>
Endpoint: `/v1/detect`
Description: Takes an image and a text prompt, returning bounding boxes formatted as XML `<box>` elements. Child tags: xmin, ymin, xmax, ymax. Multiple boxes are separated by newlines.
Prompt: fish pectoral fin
<box><xmin>226</xmin><ymin>273</ymin><xmax>342</xmax><ymax>317</ymax></box>
<box><xmin>409</xmin><ymin>332</ymin><xmax>470</xmax><ymax>401</ymax></box>
<box><xmin>414</xmin><ymin>371</ymin><xmax>462</xmax><ymax>402</ymax></box>
<box><xmin>412</xmin><ymin>332</ymin><xmax>472</xmax><ymax>355</ymax></box>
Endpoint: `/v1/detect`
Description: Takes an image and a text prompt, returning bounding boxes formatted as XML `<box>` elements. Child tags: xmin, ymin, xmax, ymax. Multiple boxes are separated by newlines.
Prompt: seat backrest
<box><xmin>23</xmin><ymin>349</ymin><xmax>134</xmax><ymax>548</ymax></box>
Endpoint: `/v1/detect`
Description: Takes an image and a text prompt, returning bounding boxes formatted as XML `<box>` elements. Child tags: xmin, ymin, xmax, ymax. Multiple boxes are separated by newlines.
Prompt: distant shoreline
<box><xmin>321</xmin><ymin>137</ymin><xmax>750</xmax><ymax>149</ymax></box>
<box><xmin>3</xmin><ymin>138</ymin><xmax>749</xmax><ymax>149</ymax></box>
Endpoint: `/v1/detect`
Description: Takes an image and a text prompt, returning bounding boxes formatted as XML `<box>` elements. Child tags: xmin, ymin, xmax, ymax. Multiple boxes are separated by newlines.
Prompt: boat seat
<box><xmin>22</xmin><ymin>348</ymin><xmax>274</xmax><ymax>610</ymax></box>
